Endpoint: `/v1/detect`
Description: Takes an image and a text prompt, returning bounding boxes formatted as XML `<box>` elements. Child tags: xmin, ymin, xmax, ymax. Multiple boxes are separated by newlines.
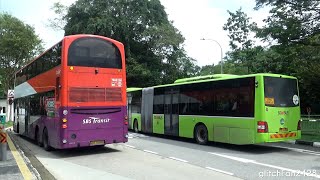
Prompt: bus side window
<box><xmin>3</xmin><ymin>107</ymin><xmax>6</xmax><ymax>114</ymax></box>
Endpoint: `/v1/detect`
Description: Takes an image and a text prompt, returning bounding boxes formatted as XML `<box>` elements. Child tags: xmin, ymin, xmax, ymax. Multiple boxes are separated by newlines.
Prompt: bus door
<box><xmin>25</xmin><ymin>99</ymin><xmax>30</xmax><ymax>136</ymax></box>
<box><xmin>141</xmin><ymin>87</ymin><xmax>154</xmax><ymax>133</ymax></box>
<box><xmin>127</xmin><ymin>93</ymin><xmax>133</xmax><ymax>129</ymax></box>
<box><xmin>164</xmin><ymin>87</ymin><xmax>179</xmax><ymax>136</ymax></box>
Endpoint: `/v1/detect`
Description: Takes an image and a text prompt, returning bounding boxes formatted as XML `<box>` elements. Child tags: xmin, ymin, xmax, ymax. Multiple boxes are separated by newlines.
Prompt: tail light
<box><xmin>257</xmin><ymin>121</ymin><xmax>268</xmax><ymax>133</ymax></box>
<box><xmin>297</xmin><ymin>120</ymin><xmax>301</xmax><ymax>130</ymax></box>
<box><xmin>62</xmin><ymin>118</ymin><xmax>68</xmax><ymax>129</ymax></box>
<box><xmin>124</xmin><ymin>116</ymin><xmax>128</xmax><ymax>125</ymax></box>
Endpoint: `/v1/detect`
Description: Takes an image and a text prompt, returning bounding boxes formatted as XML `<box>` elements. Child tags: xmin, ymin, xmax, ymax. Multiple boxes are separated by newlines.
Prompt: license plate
<box><xmin>90</xmin><ymin>140</ymin><xmax>105</xmax><ymax>146</ymax></box>
<box><xmin>279</xmin><ymin>128</ymin><xmax>288</xmax><ymax>132</ymax></box>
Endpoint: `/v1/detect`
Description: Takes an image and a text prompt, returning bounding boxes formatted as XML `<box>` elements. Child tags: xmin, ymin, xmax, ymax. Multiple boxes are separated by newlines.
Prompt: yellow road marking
<box><xmin>7</xmin><ymin>134</ymin><xmax>33</xmax><ymax>180</ymax></box>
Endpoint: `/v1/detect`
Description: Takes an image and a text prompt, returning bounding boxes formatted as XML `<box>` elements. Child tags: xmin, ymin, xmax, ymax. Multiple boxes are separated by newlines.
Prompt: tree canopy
<box><xmin>0</xmin><ymin>13</ymin><xmax>42</xmax><ymax>96</ymax></box>
<box><xmin>223</xmin><ymin>0</ymin><xmax>320</xmax><ymax>112</ymax></box>
<box><xmin>52</xmin><ymin>0</ymin><xmax>199</xmax><ymax>87</ymax></box>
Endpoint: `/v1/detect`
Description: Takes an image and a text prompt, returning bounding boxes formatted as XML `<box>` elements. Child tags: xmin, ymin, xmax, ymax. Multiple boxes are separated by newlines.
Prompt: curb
<box><xmin>8</xmin><ymin>132</ymin><xmax>56</xmax><ymax>180</ymax></box>
<box><xmin>284</xmin><ymin>140</ymin><xmax>320</xmax><ymax>147</ymax></box>
<box><xmin>7</xmin><ymin>132</ymin><xmax>42</xmax><ymax>180</ymax></box>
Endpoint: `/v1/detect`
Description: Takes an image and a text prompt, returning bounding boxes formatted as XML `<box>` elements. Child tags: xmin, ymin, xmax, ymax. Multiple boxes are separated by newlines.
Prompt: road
<box><xmin>11</xmin><ymin>132</ymin><xmax>320</xmax><ymax>180</ymax></box>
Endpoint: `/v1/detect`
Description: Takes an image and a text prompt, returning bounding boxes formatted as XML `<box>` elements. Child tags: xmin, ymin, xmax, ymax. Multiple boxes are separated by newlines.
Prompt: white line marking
<box><xmin>124</xmin><ymin>144</ymin><xmax>136</xmax><ymax>149</ymax></box>
<box><xmin>271</xmin><ymin>145</ymin><xmax>320</xmax><ymax>156</ymax></box>
<box><xmin>253</xmin><ymin>161</ymin><xmax>320</xmax><ymax>179</ymax></box>
<box><xmin>208</xmin><ymin>152</ymin><xmax>255</xmax><ymax>163</ymax></box>
<box><xmin>206</xmin><ymin>167</ymin><xmax>234</xmax><ymax>176</ymax></box>
<box><xmin>209</xmin><ymin>152</ymin><xmax>320</xmax><ymax>178</ymax></box>
<box><xmin>143</xmin><ymin>150</ymin><xmax>158</xmax><ymax>155</ymax></box>
<box><xmin>168</xmin><ymin>157</ymin><xmax>188</xmax><ymax>163</ymax></box>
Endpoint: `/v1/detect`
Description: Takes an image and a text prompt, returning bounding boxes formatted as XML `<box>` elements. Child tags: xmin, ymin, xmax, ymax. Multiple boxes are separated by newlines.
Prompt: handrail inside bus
<box><xmin>174</xmin><ymin>74</ymin><xmax>240</xmax><ymax>84</ymax></box>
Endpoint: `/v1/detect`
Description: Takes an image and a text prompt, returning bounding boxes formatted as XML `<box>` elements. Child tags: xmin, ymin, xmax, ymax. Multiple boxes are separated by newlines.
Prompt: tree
<box><xmin>0</xmin><ymin>13</ymin><xmax>43</xmax><ymax>95</ymax></box>
<box><xmin>52</xmin><ymin>0</ymin><xmax>198</xmax><ymax>87</ymax></box>
<box><xmin>223</xmin><ymin>8</ymin><xmax>259</xmax><ymax>73</ymax></box>
<box><xmin>254</xmin><ymin>0</ymin><xmax>320</xmax><ymax>107</ymax></box>
<box><xmin>255</xmin><ymin>0</ymin><xmax>320</xmax><ymax>46</ymax></box>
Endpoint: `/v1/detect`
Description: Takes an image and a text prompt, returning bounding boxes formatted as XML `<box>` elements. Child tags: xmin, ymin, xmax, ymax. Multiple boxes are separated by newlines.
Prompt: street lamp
<box><xmin>200</xmin><ymin>38</ymin><xmax>223</xmax><ymax>74</ymax></box>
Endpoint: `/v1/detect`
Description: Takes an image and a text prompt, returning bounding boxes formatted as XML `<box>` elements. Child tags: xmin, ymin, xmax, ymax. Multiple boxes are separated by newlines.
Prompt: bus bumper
<box><xmin>57</xmin><ymin>128</ymin><xmax>128</xmax><ymax>149</ymax></box>
<box><xmin>255</xmin><ymin>130</ymin><xmax>301</xmax><ymax>143</ymax></box>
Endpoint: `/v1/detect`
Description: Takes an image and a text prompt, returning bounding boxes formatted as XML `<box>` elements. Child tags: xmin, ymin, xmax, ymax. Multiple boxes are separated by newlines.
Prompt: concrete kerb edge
<box><xmin>284</xmin><ymin>140</ymin><xmax>320</xmax><ymax>147</ymax></box>
<box><xmin>7</xmin><ymin>132</ymin><xmax>42</xmax><ymax>180</ymax></box>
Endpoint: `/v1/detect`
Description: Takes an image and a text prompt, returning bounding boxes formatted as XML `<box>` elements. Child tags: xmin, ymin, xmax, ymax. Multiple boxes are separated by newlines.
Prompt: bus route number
<box><xmin>265</xmin><ymin>97</ymin><xmax>275</xmax><ymax>105</ymax></box>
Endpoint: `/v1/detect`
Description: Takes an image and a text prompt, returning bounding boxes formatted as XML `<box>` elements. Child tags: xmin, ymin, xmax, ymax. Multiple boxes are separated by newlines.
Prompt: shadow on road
<box><xmin>130</xmin><ymin>131</ymin><xmax>290</xmax><ymax>154</ymax></box>
<box><xmin>11</xmin><ymin>133</ymin><xmax>122</xmax><ymax>159</ymax></box>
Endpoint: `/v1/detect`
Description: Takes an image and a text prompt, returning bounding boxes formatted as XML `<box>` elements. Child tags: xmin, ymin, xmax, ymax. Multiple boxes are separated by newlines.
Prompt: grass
<box><xmin>4</xmin><ymin>121</ymin><xmax>13</xmax><ymax>127</ymax></box>
<box><xmin>300</xmin><ymin>120</ymin><xmax>320</xmax><ymax>142</ymax></box>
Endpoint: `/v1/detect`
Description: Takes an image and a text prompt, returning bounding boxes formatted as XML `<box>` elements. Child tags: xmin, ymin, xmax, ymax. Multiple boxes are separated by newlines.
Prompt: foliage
<box><xmin>223</xmin><ymin>0</ymin><xmax>320</xmax><ymax>108</ymax></box>
<box><xmin>223</xmin><ymin>8</ymin><xmax>259</xmax><ymax>73</ymax></box>
<box><xmin>52</xmin><ymin>0</ymin><xmax>199</xmax><ymax>87</ymax></box>
<box><xmin>255</xmin><ymin>0</ymin><xmax>320</xmax><ymax>46</ymax></box>
<box><xmin>0</xmin><ymin>13</ymin><xmax>43</xmax><ymax>96</ymax></box>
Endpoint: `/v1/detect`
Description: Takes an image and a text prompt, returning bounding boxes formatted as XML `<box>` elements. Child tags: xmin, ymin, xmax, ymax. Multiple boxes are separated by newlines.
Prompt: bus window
<box><xmin>68</xmin><ymin>37</ymin><xmax>122</xmax><ymax>69</ymax></box>
<box><xmin>264</xmin><ymin>77</ymin><xmax>298</xmax><ymax>107</ymax></box>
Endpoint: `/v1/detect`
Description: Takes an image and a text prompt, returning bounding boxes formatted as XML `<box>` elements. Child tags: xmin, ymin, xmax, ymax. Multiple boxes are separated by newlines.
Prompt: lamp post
<box><xmin>200</xmin><ymin>38</ymin><xmax>223</xmax><ymax>74</ymax></box>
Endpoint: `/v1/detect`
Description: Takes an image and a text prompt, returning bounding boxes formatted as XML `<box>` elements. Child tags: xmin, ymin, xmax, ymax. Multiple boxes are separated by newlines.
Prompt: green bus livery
<box><xmin>127</xmin><ymin>74</ymin><xmax>301</xmax><ymax>145</ymax></box>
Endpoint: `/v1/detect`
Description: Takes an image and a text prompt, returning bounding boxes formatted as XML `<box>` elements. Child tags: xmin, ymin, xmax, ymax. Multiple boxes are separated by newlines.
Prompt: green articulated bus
<box><xmin>127</xmin><ymin>74</ymin><xmax>301</xmax><ymax>145</ymax></box>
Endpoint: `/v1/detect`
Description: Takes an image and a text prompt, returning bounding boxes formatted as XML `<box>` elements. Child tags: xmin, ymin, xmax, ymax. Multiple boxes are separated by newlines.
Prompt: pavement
<box><xmin>2</xmin><ymin>129</ymin><xmax>241</xmax><ymax>180</ymax></box>
<box><xmin>0</xmin><ymin>129</ymin><xmax>38</xmax><ymax>180</ymax></box>
<box><xmin>1</xmin><ymin>126</ymin><xmax>318</xmax><ymax>180</ymax></box>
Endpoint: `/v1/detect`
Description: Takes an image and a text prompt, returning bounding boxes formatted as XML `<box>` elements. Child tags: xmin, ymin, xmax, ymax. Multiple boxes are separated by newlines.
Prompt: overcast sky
<box><xmin>0</xmin><ymin>0</ymin><xmax>269</xmax><ymax>67</ymax></box>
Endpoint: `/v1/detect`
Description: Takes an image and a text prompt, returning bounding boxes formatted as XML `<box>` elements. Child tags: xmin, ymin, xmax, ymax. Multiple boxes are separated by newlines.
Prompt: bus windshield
<box><xmin>68</xmin><ymin>37</ymin><xmax>122</xmax><ymax>69</ymax></box>
<box><xmin>264</xmin><ymin>77</ymin><xmax>299</xmax><ymax>107</ymax></box>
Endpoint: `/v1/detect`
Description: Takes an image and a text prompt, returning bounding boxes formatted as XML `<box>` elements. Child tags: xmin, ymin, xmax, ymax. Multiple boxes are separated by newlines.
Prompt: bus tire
<box><xmin>194</xmin><ymin>124</ymin><xmax>208</xmax><ymax>145</ymax></box>
<box><xmin>43</xmin><ymin>128</ymin><xmax>51</xmax><ymax>151</ymax></box>
<box><xmin>16</xmin><ymin>123</ymin><xmax>19</xmax><ymax>134</ymax></box>
<box><xmin>133</xmin><ymin>119</ymin><xmax>139</xmax><ymax>133</ymax></box>
<box><xmin>35</xmin><ymin>127</ymin><xmax>43</xmax><ymax>147</ymax></box>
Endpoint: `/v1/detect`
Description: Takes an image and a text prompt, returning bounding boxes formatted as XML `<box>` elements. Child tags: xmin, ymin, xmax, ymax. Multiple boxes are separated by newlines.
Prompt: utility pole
<box><xmin>200</xmin><ymin>38</ymin><xmax>223</xmax><ymax>74</ymax></box>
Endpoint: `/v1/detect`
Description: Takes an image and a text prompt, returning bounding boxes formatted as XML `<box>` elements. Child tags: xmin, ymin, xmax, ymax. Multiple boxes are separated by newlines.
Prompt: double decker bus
<box><xmin>13</xmin><ymin>34</ymin><xmax>128</xmax><ymax>150</ymax></box>
<box><xmin>127</xmin><ymin>74</ymin><xmax>301</xmax><ymax>145</ymax></box>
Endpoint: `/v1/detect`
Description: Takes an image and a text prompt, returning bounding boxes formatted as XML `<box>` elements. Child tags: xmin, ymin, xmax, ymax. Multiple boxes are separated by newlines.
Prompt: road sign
<box><xmin>0</xmin><ymin>132</ymin><xmax>6</xmax><ymax>143</ymax></box>
<box><xmin>7</xmin><ymin>90</ymin><xmax>14</xmax><ymax>98</ymax></box>
<box><xmin>0</xmin><ymin>115</ymin><xmax>5</xmax><ymax>124</ymax></box>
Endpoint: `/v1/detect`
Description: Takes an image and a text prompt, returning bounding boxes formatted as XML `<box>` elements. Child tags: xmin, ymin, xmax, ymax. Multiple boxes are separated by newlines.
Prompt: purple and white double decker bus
<box><xmin>13</xmin><ymin>34</ymin><xmax>128</xmax><ymax>150</ymax></box>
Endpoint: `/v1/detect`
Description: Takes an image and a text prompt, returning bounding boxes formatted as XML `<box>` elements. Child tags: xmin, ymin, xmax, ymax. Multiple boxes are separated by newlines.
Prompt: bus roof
<box><xmin>14</xmin><ymin>34</ymin><xmax>122</xmax><ymax>75</ymax></box>
<box><xmin>127</xmin><ymin>87</ymin><xmax>142</xmax><ymax>92</ymax></box>
<box><xmin>127</xmin><ymin>73</ymin><xmax>297</xmax><ymax>92</ymax></box>
<box><xmin>174</xmin><ymin>74</ymin><xmax>239</xmax><ymax>84</ymax></box>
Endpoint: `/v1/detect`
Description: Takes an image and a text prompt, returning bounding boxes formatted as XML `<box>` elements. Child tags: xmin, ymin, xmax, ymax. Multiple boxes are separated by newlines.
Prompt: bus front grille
<box><xmin>69</xmin><ymin>87</ymin><xmax>122</xmax><ymax>102</ymax></box>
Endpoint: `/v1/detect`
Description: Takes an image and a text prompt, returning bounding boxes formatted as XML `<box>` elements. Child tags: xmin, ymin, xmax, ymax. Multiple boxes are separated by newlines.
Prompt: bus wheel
<box><xmin>195</xmin><ymin>124</ymin><xmax>208</xmax><ymax>145</ymax></box>
<box><xmin>43</xmin><ymin>128</ymin><xmax>51</xmax><ymax>151</ymax></box>
<box><xmin>36</xmin><ymin>128</ymin><xmax>43</xmax><ymax>147</ymax></box>
<box><xmin>16</xmin><ymin>123</ymin><xmax>19</xmax><ymax>134</ymax></box>
<box><xmin>133</xmin><ymin>119</ymin><xmax>139</xmax><ymax>133</ymax></box>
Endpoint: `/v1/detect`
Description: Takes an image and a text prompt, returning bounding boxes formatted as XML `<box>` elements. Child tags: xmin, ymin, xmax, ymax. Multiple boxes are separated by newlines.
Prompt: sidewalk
<box><xmin>0</xmin><ymin>129</ymin><xmax>38</xmax><ymax>180</ymax></box>
<box><xmin>0</xmin><ymin>143</ymin><xmax>24</xmax><ymax>180</ymax></box>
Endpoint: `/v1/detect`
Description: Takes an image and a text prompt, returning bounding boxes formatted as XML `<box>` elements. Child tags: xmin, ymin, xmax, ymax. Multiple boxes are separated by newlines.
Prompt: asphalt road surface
<box><xmin>11</xmin><ymin>132</ymin><xmax>320</xmax><ymax>180</ymax></box>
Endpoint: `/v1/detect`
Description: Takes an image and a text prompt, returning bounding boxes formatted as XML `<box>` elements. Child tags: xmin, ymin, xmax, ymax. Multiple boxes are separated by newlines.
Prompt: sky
<box><xmin>0</xmin><ymin>0</ymin><xmax>270</xmax><ymax>67</ymax></box>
